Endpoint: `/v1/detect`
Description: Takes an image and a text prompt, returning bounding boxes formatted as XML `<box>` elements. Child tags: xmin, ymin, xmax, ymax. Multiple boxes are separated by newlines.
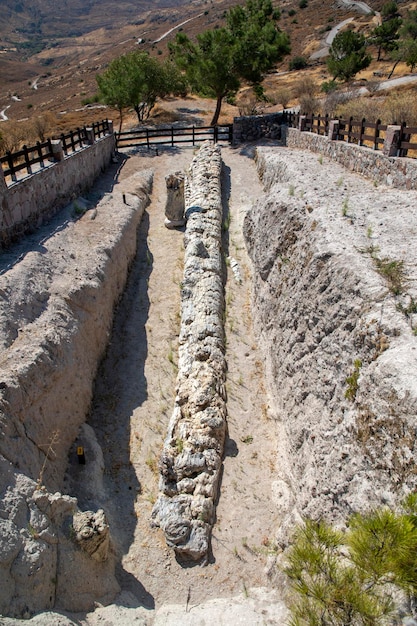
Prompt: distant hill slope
<box><xmin>0</xmin><ymin>0</ymin><xmax>196</xmax><ymax>41</ymax></box>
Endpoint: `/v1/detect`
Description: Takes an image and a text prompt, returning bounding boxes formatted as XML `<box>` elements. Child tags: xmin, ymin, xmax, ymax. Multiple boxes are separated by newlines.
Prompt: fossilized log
<box><xmin>152</xmin><ymin>143</ymin><xmax>226</xmax><ymax>562</ymax></box>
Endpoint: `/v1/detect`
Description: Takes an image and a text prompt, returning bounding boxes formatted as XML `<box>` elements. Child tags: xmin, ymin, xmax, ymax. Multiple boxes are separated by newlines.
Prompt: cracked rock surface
<box><xmin>152</xmin><ymin>143</ymin><xmax>227</xmax><ymax>562</ymax></box>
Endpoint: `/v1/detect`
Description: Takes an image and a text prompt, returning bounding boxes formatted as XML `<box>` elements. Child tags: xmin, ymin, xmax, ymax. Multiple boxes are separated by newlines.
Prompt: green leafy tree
<box><xmin>169</xmin><ymin>0</ymin><xmax>290</xmax><ymax>125</ymax></box>
<box><xmin>370</xmin><ymin>2</ymin><xmax>402</xmax><ymax>61</ymax></box>
<box><xmin>97</xmin><ymin>51</ymin><xmax>186</xmax><ymax>131</ymax></box>
<box><xmin>327</xmin><ymin>30</ymin><xmax>372</xmax><ymax>82</ymax></box>
<box><xmin>389</xmin><ymin>10</ymin><xmax>417</xmax><ymax>76</ymax></box>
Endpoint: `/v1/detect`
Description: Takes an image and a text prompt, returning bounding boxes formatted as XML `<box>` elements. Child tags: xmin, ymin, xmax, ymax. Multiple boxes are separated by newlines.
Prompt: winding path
<box><xmin>0</xmin><ymin>105</ymin><xmax>10</xmax><ymax>121</ymax></box>
<box><xmin>310</xmin><ymin>0</ymin><xmax>376</xmax><ymax>60</ymax></box>
<box><xmin>152</xmin><ymin>13</ymin><xmax>204</xmax><ymax>44</ymax></box>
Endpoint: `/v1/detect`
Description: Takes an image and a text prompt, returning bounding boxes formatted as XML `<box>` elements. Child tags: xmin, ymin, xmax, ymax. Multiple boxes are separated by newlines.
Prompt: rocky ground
<box><xmin>2</xmin><ymin>107</ymin><xmax>417</xmax><ymax>623</ymax></box>
<box><xmin>0</xmin><ymin>139</ymin><xmax>289</xmax><ymax>625</ymax></box>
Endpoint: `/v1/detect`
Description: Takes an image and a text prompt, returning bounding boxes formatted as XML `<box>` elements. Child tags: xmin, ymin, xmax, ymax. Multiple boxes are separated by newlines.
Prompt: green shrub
<box><xmin>289</xmin><ymin>56</ymin><xmax>308</xmax><ymax>71</ymax></box>
<box><xmin>285</xmin><ymin>500</ymin><xmax>417</xmax><ymax>625</ymax></box>
<box><xmin>345</xmin><ymin>358</ymin><xmax>362</xmax><ymax>401</ymax></box>
<box><xmin>321</xmin><ymin>79</ymin><xmax>338</xmax><ymax>93</ymax></box>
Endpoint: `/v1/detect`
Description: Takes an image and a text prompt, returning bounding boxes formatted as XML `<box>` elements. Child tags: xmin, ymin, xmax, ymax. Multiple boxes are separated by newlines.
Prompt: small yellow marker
<box><xmin>77</xmin><ymin>446</ymin><xmax>85</xmax><ymax>465</ymax></box>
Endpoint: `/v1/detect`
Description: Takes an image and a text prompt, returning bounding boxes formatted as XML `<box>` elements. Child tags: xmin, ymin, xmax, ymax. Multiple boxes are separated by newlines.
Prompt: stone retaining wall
<box><xmin>0</xmin><ymin>133</ymin><xmax>116</xmax><ymax>248</ymax></box>
<box><xmin>283</xmin><ymin>125</ymin><xmax>417</xmax><ymax>190</ymax></box>
<box><xmin>233</xmin><ymin>112</ymin><xmax>283</xmax><ymax>144</ymax></box>
<box><xmin>152</xmin><ymin>143</ymin><xmax>227</xmax><ymax>563</ymax></box>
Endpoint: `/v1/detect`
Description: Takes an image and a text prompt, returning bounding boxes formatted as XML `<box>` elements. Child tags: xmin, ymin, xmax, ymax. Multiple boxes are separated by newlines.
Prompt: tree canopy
<box><xmin>396</xmin><ymin>10</ymin><xmax>417</xmax><ymax>71</ymax></box>
<box><xmin>327</xmin><ymin>30</ymin><xmax>372</xmax><ymax>82</ymax></box>
<box><xmin>169</xmin><ymin>0</ymin><xmax>290</xmax><ymax>125</ymax></box>
<box><xmin>371</xmin><ymin>1</ymin><xmax>402</xmax><ymax>61</ymax></box>
<box><xmin>285</xmin><ymin>496</ymin><xmax>417</xmax><ymax>625</ymax></box>
<box><xmin>96</xmin><ymin>51</ymin><xmax>186</xmax><ymax>129</ymax></box>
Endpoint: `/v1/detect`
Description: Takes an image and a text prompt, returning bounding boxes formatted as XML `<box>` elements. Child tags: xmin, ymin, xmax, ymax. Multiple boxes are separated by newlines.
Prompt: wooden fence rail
<box><xmin>116</xmin><ymin>124</ymin><xmax>233</xmax><ymax>149</ymax></box>
<box><xmin>283</xmin><ymin>112</ymin><xmax>417</xmax><ymax>157</ymax></box>
<box><xmin>1</xmin><ymin>139</ymin><xmax>54</xmax><ymax>183</ymax></box>
<box><xmin>0</xmin><ymin>119</ymin><xmax>111</xmax><ymax>183</ymax></box>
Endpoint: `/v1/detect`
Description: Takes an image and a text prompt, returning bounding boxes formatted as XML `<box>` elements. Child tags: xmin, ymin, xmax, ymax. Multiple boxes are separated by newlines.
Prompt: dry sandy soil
<box><xmin>70</xmin><ymin>142</ymin><xmax>289</xmax><ymax>624</ymax></box>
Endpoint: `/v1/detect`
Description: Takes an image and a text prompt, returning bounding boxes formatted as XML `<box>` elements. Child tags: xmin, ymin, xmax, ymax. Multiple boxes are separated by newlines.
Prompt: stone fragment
<box><xmin>164</xmin><ymin>172</ymin><xmax>186</xmax><ymax>228</ymax></box>
<box><xmin>72</xmin><ymin>509</ymin><xmax>110</xmax><ymax>562</ymax></box>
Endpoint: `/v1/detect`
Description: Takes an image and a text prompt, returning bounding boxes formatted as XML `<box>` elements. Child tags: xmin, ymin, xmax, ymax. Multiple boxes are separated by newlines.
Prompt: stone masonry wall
<box><xmin>233</xmin><ymin>112</ymin><xmax>283</xmax><ymax>144</ymax></box>
<box><xmin>283</xmin><ymin>125</ymin><xmax>417</xmax><ymax>190</ymax></box>
<box><xmin>152</xmin><ymin>143</ymin><xmax>227</xmax><ymax>563</ymax></box>
<box><xmin>0</xmin><ymin>133</ymin><xmax>116</xmax><ymax>247</ymax></box>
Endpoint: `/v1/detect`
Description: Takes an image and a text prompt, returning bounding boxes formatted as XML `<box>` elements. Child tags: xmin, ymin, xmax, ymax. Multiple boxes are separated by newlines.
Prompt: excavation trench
<box><xmin>69</xmin><ymin>144</ymin><xmax>283</xmax><ymax>614</ymax></box>
<box><xmin>0</xmin><ymin>142</ymin><xmax>285</xmax><ymax>621</ymax></box>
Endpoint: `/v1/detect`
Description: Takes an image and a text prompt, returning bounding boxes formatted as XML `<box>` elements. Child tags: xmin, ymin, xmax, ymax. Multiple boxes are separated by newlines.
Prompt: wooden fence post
<box><xmin>374</xmin><ymin>119</ymin><xmax>381</xmax><ymax>150</ymax></box>
<box><xmin>359</xmin><ymin>118</ymin><xmax>366</xmax><ymax>146</ymax></box>
<box><xmin>399</xmin><ymin>121</ymin><xmax>409</xmax><ymax>157</ymax></box>
<box><xmin>299</xmin><ymin>115</ymin><xmax>307</xmax><ymax>131</ymax></box>
<box><xmin>347</xmin><ymin>117</ymin><xmax>353</xmax><ymax>143</ymax></box>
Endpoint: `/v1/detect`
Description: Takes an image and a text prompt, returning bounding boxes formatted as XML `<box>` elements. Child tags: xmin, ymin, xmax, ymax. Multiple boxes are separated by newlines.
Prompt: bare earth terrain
<box><xmin>74</xmin><ymin>142</ymin><xmax>289</xmax><ymax>624</ymax></box>
<box><xmin>3</xmin><ymin>92</ymin><xmax>417</xmax><ymax>623</ymax></box>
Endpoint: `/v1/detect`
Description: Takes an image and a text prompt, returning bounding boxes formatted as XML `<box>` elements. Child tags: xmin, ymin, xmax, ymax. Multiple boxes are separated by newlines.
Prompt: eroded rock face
<box><xmin>244</xmin><ymin>147</ymin><xmax>417</xmax><ymax>546</ymax></box>
<box><xmin>0</xmin><ymin>171</ymin><xmax>152</xmax><ymax>617</ymax></box>
<box><xmin>72</xmin><ymin>509</ymin><xmax>110</xmax><ymax>561</ymax></box>
<box><xmin>152</xmin><ymin>143</ymin><xmax>226</xmax><ymax>562</ymax></box>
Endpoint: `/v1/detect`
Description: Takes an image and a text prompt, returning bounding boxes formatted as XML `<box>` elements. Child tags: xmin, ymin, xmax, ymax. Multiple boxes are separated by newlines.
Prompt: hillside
<box><xmin>1</xmin><ymin>0</ymin><xmax>415</xmax><ymax>137</ymax></box>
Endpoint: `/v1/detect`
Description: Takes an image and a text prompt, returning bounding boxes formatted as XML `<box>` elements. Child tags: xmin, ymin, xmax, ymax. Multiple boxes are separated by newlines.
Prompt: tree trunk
<box><xmin>117</xmin><ymin>108</ymin><xmax>123</xmax><ymax>135</ymax></box>
<box><xmin>210</xmin><ymin>95</ymin><xmax>223</xmax><ymax>127</ymax></box>
<box><xmin>388</xmin><ymin>59</ymin><xmax>400</xmax><ymax>79</ymax></box>
<box><xmin>134</xmin><ymin>104</ymin><xmax>142</xmax><ymax>126</ymax></box>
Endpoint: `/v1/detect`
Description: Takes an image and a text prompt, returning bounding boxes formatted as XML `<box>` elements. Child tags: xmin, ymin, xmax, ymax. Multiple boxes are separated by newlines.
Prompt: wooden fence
<box><xmin>283</xmin><ymin>112</ymin><xmax>417</xmax><ymax>158</ymax></box>
<box><xmin>1</xmin><ymin>119</ymin><xmax>111</xmax><ymax>184</ymax></box>
<box><xmin>116</xmin><ymin>124</ymin><xmax>233</xmax><ymax>149</ymax></box>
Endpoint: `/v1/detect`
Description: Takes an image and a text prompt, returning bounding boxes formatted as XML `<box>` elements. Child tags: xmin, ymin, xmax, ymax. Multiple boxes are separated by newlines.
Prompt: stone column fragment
<box><xmin>164</xmin><ymin>172</ymin><xmax>185</xmax><ymax>229</ymax></box>
<box><xmin>383</xmin><ymin>125</ymin><xmax>401</xmax><ymax>157</ymax></box>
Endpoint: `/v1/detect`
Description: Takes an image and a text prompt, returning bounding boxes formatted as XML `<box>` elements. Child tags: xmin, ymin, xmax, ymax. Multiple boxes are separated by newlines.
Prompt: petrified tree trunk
<box><xmin>152</xmin><ymin>144</ymin><xmax>226</xmax><ymax>563</ymax></box>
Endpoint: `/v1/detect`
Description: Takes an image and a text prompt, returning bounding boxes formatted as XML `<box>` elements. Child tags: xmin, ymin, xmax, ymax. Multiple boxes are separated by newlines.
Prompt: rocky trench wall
<box><xmin>0</xmin><ymin>133</ymin><xmax>116</xmax><ymax>248</ymax></box>
<box><xmin>0</xmin><ymin>170</ymin><xmax>152</xmax><ymax>617</ymax></box>
<box><xmin>233</xmin><ymin>112</ymin><xmax>283</xmax><ymax>144</ymax></box>
<box><xmin>244</xmin><ymin>147</ymin><xmax>417</xmax><ymax>548</ymax></box>
<box><xmin>283</xmin><ymin>125</ymin><xmax>417</xmax><ymax>190</ymax></box>
<box><xmin>152</xmin><ymin>143</ymin><xmax>227</xmax><ymax>563</ymax></box>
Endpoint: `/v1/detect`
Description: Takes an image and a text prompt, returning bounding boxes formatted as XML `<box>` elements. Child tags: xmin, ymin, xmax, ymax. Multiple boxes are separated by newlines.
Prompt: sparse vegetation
<box><xmin>285</xmin><ymin>497</ymin><xmax>417</xmax><ymax>625</ymax></box>
<box><xmin>345</xmin><ymin>358</ymin><xmax>362</xmax><ymax>401</ymax></box>
<box><xmin>374</xmin><ymin>256</ymin><xmax>406</xmax><ymax>295</ymax></box>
